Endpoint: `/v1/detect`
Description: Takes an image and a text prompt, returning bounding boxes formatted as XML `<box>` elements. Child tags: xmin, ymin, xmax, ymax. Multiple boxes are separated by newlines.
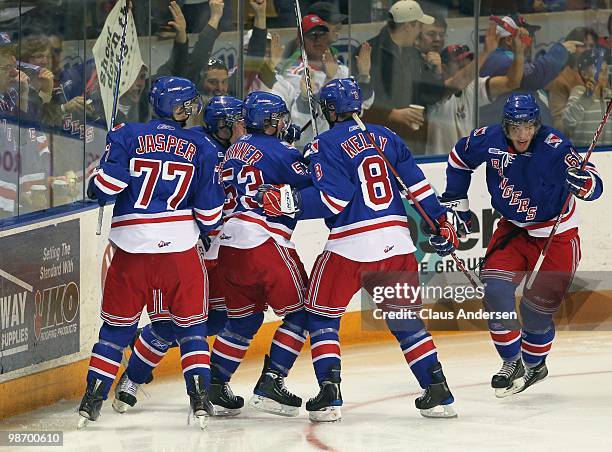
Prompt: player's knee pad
<box><xmin>282</xmin><ymin>310</ymin><xmax>308</xmax><ymax>335</ymax></box>
<box><xmin>149</xmin><ymin>320</ymin><xmax>177</xmax><ymax>345</ymax></box>
<box><xmin>173</xmin><ymin>323</ymin><xmax>208</xmax><ymax>344</ymax></box>
<box><xmin>206</xmin><ymin>310</ymin><xmax>228</xmax><ymax>337</ymax></box>
<box><xmin>392</xmin><ymin>328</ymin><xmax>427</xmax><ymax>347</ymax></box>
<box><xmin>483</xmin><ymin>278</ymin><xmax>522</xmax><ymax>330</ymax></box>
<box><xmin>307</xmin><ymin>312</ymin><xmax>340</xmax><ymax>337</ymax></box>
<box><xmin>99</xmin><ymin>322</ymin><xmax>137</xmax><ymax>349</ymax></box>
<box><xmin>520</xmin><ymin>300</ymin><xmax>554</xmax><ymax>333</ymax></box>
<box><xmin>224</xmin><ymin>312</ymin><xmax>265</xmax><ymax>340</ymax></box>
<box><xmin>385</xmin><ymin>315</ymin><xmax>425</xmax><ymax>336</ymax></box>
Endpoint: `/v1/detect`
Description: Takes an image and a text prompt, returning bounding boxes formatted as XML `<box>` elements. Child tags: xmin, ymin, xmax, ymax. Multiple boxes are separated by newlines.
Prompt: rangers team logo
<box><xmin>309</xmin><ymin>139</ymin><xmax>319</xmax><ymax>154</ymax></box>
<box><xmin>474</xmin><ymin>126</ymin><xmax>488</xmax><ymax>136</ymax></box>
<box><xmin>544</xmin><ymin>133</ymin><xmax>563</xmax><ymax>148</ymax></box>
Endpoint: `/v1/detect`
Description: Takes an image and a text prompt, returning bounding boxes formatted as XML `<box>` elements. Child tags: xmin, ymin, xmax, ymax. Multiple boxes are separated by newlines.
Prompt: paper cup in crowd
<box><xmin>408</xmin><ymin>104</ymin><xmax>425</xmax><ymax>130</ymax></box>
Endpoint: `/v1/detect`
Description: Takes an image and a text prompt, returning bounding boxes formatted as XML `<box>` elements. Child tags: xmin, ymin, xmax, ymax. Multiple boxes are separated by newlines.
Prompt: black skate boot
<box><xmin>514</xmin><ymin>360</ymin><xmax>548</xmax><ymax>394</ymax></box>
<box><xmin>415</xmin><ymin>363</ymin><xmax>457</xmax><ymax>418</ymax></box>
<box><xmin>209</xmin><ymin>376</ymin><xmax>244</xmax><ymax>416</ymax></box>
<box><xmin>77</xmin><ymin>379</ymin><xmax>107</xmax><ymax>429</ymax></box>
<box><xmin>491</xmin><ymin>359</ymin><xmax>525</xmax><ymax>398</ymax></box>
<box><xmin>249</xmin><ymin>355</ymin><xmax>302</xmax><ymax>417</ymax></box>
<box><xmin>187</xmin><ymin>374</ymin><xmax>214</xmax><ymax>429</ymax></box>
<box><xmin>306</xmin><ymin>365</ymin><xmax>342</xmax><ymax>423</ymax></box>
<box><xmin>112</xmin><ymin>372</ymin><xmax>139</xmax><ymax>413</ymax></box>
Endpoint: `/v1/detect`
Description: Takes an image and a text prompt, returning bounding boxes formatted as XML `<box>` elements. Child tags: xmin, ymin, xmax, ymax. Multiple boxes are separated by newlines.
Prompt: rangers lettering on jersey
<box><xmin>445</xmin><ymin>124</ymin><xmax>603</xmax><ymax>237</ymax></box>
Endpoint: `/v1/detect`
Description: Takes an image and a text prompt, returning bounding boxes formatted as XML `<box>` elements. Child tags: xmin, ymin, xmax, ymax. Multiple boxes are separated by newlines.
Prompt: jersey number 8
<box><xmin>358</xmin><ymin>155</ymin><xmax>393</xmax><ymax>211</ymax></box>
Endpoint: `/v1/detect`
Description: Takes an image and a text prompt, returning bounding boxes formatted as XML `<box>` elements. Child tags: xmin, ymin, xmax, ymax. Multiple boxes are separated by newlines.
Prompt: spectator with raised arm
<box><xmin>547</xmin><ymin>27</ymin><xmax>599</xmax><ymax>132</ymax></box>
<box><xmin>426</xmin><ymin>23</ymin><xmax>526</xmax><ymax>154</ymax></box>
<box><xmin>562</xmin><ymin>48</ymin><xmax>612</xmax><ymax>147</ymax></box>
<box><xmin>275</xmin><ymin>13</ymin><xmax>373</xmax><ymax>147</ymax></box>
<box><xmin>480</xmin><ymin>14</ymin><xmax>584</xmax><ymax>126</ymax></box>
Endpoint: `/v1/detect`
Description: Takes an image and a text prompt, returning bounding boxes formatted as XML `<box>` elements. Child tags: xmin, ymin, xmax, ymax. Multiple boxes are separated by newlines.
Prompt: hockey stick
<box><xmin>351</xmin><ymin>113</ymin><xmax>481</xmax><ymax>289</ymax></box>
<box><xmin>294</xmin><ymin>0</ymin><xmax>319</xmax><ymax>138</ymax></box>
<box><xmin>96</xmin><ymin>1</ymin><xmax>130</xmax><ymax>235</ymax></box>
<box><xmin>524</xmin><ymin>98</ymin><xmax>612</xmax><ymax>290</ymax></box>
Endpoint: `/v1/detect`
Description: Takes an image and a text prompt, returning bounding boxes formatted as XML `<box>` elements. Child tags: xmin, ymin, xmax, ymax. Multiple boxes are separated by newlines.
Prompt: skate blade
<box><xmin>212</xmin><ymin>404</ymin><xmax>241</xmax><ymax>417</ymax></box>
<box><xmin>195</xmin><ymin>414</ymin><xmax>208</xmax><ymax>430</ymax></box>
<box><xmin>494</xmin><ymin>378</ymin><xmax>525</xmax><ymax>398</ymax></box>
<box><xmin>248</xmin><ymin>395</ymin><xmax>299</xmax><ymax>417</ymax></box>
<box><xmin>112</xmin><ymin>398</ymin><xmax>131</xmax><ymax>414</ymax></box>
<box><xmin>188</xmin><ymin>410</ymin><xmax>209</xmax><ymax>430</ymax></box>
<box><xmin>419</xmin><ymin>403</ymin><xmax>457</xmax><ymax>419</ymax></box>
<box><xmin>513</xmin><ymin>370</ymin><xmax>549</xmax><ymax>395</ymax></box>
<box><xmin>77</xmin><ymin>415</ymin><xmax>90</xmax><ymax>430</ymax></box>
<box><xmin>308</xmin><ymin>406</ymin><xmax>342</xmax><ymax>423</ymax></box>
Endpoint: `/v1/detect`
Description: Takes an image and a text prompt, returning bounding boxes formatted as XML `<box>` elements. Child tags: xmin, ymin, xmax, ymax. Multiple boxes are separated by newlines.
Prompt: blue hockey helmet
<box><xmin>319</xmin><ymin>78</ymin><xmax>362</xmax><ymax>121</ymax></box>
<box><xmin>502</xmin><ymin>93</ymin><xmax>540</xmax><ymax>136</ymax></box>
<box><xmin>243</xmin><ymin>91</ymin><xmax>289</xmax><ymax>132</ymax></box>
<box><xmin>149</xmin><ymin>76</ymin><xmax>201</xmax><ymax>120</ymax></box>
<box><xmin>204</xmin><ymin>96</ymin><xmax>244</xmax><ymax>133</ymax></box>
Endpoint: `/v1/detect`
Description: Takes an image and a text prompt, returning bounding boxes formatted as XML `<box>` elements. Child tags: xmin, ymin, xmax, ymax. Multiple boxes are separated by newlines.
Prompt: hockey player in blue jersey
<box><xmin>257</xmin><ymin>78</ymin><xmax>460</xmax><ymax>421</ymax></box>
<box><xmin>440</xmin><ymin>93</ymin><xmax>603</xmax><ymax>397</ymax></box>
<box><xmin>78</xmin><ymin>76</ymin><xmax>225</xmax><ymax>428</ymax></box>
<box><xmin>111</xmin><ymin>96</ymin><xmax>247</xmax><ymax>416</ymax></box>
<box><xmin>208</xmin><ymin>91</ymin><xmax>312</xmax><ymax>417</ymax></box>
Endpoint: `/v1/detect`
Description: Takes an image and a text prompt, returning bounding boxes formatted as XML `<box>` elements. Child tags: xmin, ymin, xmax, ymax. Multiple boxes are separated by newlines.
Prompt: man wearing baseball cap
<box><xmin>275</xmin><ymin>13</ymin><xmax>374</xmax><ymax>147</ymax></box>
<box><xmin>363</xmin><ymin>0</ymin><xmax>446</xmax><ymax>150</ymax></box>
<box><xmin>479</xmin><ymin>14</ymin><xmax>583</xmax><ymax>126</ymax></box>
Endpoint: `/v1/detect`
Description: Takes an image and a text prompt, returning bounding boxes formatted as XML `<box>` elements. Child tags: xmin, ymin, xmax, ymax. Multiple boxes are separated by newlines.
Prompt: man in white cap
<box><xmin>363</xmin><ymin>0</ymin><xmax>446</xmax><ymax>151</ymax></box>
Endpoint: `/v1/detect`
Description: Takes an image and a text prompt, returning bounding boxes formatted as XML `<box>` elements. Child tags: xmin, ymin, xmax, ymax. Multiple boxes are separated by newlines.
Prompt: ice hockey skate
<box><xmin>209</xmin><ymin>377</ymin><xmax>244</xmax><ymax>416</ymax></box>
<box><xmin>491</xmin><ymin>359</ymin><xmax>525</xmax><ymax>398</ymax></box>
<box><xmin>187</xmin><ymin>375</ymin><xmax>214</xmax><ymax>429</ymax></box>
<box><xmin>112</xmin><ymin>372</ymin><xmax>140</xmax><ymax>414</ymax></box>
<box><xmin>306</xmin><ymin>365</ymin><xmax>342</xmax><ymax>423</ymax></box>
<box><xmin>513</xmin><ymin>360</ymin><xmax>549</xmax><ymax>395</ymax></box>
<box><xmin>415</xmin><ymin>363</ymin><xmax>457</xmax><ymax>418</ymax></box>
<box><xmin>77</xmin><ymin>379</ymin><xmax>106</xmax><ymax>429</ymax></box>
<box><xmin>249</xmin><ymin>355</ymin><xmax>302</xmax><ymax>417</ymax></box>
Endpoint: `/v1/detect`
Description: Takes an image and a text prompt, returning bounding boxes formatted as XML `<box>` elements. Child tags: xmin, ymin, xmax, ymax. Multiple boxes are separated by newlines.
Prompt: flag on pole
<box><xmin>92</xmin><ymin>0</ymin><xmax>143</xmax><ymax>128</ymax></box>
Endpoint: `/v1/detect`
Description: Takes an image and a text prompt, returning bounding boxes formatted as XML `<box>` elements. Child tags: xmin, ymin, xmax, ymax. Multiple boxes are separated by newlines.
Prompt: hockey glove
<box><xmin>86</xmin><ymin>169</ymin><xmax>106</xmax><ymax>207</ymax></box>
<box><xmin>429</xmin><ymin>215</ymin><xmax>459</xmax><ymax>257</ymax></box>
<box><xmin>438</xmin><ymin>192</ymin><xmax>474</xmax><ymax>237</ymax></box>
<box><xmin>283</xmin><ymin>124</ymin><xmax>302</xmax><ymax>144</ymax></box>
<box><xmin>566</xmin><ymin>167</ymin><xmax>596</xmax><ymax>200</ymax></box>
<box><xmin>254</xmin><ymin>184</ymin><xmax>301</xmax><ymax>218</ymax></box>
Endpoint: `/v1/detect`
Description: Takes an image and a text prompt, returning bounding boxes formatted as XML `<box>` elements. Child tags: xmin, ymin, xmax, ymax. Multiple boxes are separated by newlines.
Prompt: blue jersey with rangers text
<box><xmin>301</xmin><ymin>120</ymin><xmax>445</xmax><ymax>262</ymax></box>
<box><xmin>92</xmin><ymin>119</ymin><xmax>224</xmax><ymax>253</ymax></box>
<box><xmin>445</xmin><ymin>124</ymin><xmax>602</xmax><ymax>237</ymax></box>
<box><xmin>219</xmin><ymin>133</ymin><xmax>311</xmax><ymax>249</ymax></box>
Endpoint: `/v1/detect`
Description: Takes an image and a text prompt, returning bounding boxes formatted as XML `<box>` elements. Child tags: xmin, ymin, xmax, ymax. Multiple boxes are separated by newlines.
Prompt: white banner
<box><xmin>92</xmin><ymin>0</ymin><xmax>143</xmax><ymax>129</ymax></box>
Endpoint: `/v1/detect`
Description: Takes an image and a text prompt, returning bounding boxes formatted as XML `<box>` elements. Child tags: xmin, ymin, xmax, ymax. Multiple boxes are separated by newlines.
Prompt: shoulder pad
<box><xmin>281</xmin><ymin>141</ymin><xmax>298</xmax><ymax>151</ymax></box>
<box><xmin>111</xmin><ymin>122</ymin><xmax>126</xmax><ymax>131</ymax></box>
<box><xmin>543</xmin><ymin>132</ymin><xmax>564</xmax><ymax>149</ymax></box>
<box><xmin>472</xmin><ymin>126</ymin><xmax>488</xmax><ymax>137</ymax></box>
<box><xmin>308</xmin><ymin>139</ymin><xmax>319</xmax><ymax>154</ymax></box>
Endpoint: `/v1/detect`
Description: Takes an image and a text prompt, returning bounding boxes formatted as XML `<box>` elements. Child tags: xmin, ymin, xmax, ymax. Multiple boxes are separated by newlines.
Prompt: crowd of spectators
<box><xmin>1</xmin><ymin>0</ymin><xmax>611</xmax><ymax>220</ymax></box>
